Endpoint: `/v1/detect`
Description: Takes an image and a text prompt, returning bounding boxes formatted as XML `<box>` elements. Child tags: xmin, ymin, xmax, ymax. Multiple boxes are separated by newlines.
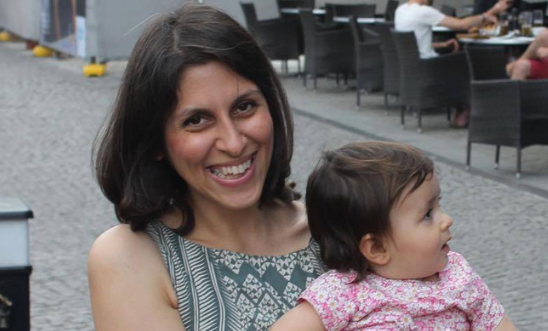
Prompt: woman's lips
<box><xmin>207</xmin><ymin>154</ymin><xmax>256</xmax><ymax>187</ymax></box>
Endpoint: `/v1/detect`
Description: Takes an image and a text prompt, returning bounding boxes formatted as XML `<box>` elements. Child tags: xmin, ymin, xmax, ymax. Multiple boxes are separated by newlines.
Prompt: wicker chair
<box><xmin>384</xmin><ymin>0</ymin><xmax>399</xmax><ymax>22</ymax></box>
<box><xmin>440</xmin><ymin>4</ymin><xmax>456</xmax><ymax>16</ymax></box>
<box><xmin>299</xmin><ymin>8</ymin><xmax>355</xmax><ymax>89</ymax></box>
<box><xmin>391</xmin><ymin>30</ymin><xmax>470</xmax><ymax>132</ymax></box>
<box><xmin>376</xmin><ymin>22</ymin><xmax>399</xmax><ymax>109</ymax></box>
<box><xmin>321</xmin><ymin>3</ymin><xmax>376</xmax><ymax>31</ymax></box>
<box><xmin>241</xmin><ymin>3</ymin><xmax>301</xmax><ymax>74</ymax></box>
<box><xmin>332</xmin><ymin>3</ymin><xmax>376</xmax><ymax>18</ymax></box>
<box><xmin>278</xmin><ymin>0</ymin><xmax>315</xmax><ymax>9</ymax></box>
<box><xmin>465</xmin><ymin>47</ymin><xmax>548</xmax><ymax>178</ymax></box>
<box><xmin>349</xmin><ymin>16</ymin><xmax>383</xmax><ymax>107</ymax></box>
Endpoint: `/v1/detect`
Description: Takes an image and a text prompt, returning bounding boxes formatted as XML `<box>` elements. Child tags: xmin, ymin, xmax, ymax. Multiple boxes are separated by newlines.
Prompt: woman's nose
<box><xmin>215</xmin><ymin>120</ymin><xmax>247</xmax><ymax>156</ymax></box>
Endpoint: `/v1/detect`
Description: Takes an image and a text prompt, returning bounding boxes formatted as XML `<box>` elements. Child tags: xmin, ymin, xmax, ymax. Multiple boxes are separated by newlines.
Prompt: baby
<box><xmin>271</xmin><ymin>141</ymin><xmax>517</xmax><ymax>330</ymax></box>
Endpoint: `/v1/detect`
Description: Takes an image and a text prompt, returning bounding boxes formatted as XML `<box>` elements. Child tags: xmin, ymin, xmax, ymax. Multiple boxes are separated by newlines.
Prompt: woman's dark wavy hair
<box><xmin>306</xmin><ymin>141</ymin><xmax>434</xmax><ymax>281</ymax></box>
<box><xmin>93</xmin><ymin>4</ymin><xmax>298</xmax><ymax>235</ymax></box>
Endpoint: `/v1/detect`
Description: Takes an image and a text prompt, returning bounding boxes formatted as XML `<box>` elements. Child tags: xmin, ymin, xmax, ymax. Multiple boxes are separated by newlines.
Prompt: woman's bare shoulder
<box><xmin>90</xmin><ymin>224</ymin><xmax>154</xmax><ymax>255</ymax></box>
<box><xmin>89</xmin><ymin>224</ymin><xmax>183</xmax><ymax>331</ymax></box>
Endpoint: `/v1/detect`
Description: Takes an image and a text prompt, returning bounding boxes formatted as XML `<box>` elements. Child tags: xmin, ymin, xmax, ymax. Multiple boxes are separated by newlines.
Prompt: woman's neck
<box><xmin>182</xmin><ymin>198</ymin><xmax>306</xmax><ymax>256</ymax></box>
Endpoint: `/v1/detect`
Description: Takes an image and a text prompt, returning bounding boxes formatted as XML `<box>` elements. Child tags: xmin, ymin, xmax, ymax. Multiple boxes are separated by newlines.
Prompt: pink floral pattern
<box><xmin>299</xmin><ymin>252</ymin><xmax>504</xmax><ymax>331</ymax></box>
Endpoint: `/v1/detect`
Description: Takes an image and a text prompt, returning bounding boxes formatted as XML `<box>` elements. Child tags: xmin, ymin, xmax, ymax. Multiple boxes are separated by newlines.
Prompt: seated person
<box><xmin>395</xmin><ymin>0</ymin><xmax>510</xmax><ymax>59</ymax></box>
<box><xmin>394</xmin><ymin>0</ymin><xmax>511</xmax><ymax>128</ymax></box>
<box><xmin>507</xmin><ymin>29</ymin><xmax>548</xmax><ymax>80</ymax></box>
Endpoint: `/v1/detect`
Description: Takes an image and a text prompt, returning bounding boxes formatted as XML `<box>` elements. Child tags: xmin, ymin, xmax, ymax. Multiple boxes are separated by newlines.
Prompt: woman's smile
<box><xmin>207</xmin><ymin>153</ymin><xmax>256</xmax><ymax>186</ymax></box>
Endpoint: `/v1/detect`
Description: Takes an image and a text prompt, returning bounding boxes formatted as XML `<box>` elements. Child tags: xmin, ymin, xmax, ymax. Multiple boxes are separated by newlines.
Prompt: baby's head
<box><xmin>306</xmin><ymin>141</ymin><xmax>453</xmax><ymax>281</ymax></box>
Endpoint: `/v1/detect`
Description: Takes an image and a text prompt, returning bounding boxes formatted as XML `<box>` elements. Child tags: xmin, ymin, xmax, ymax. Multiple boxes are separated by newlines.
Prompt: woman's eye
<box><xmin>235</xmin><ymin>101</ymin><xmax>256</xmax><ymax>113</ymax></box>
<box><xmin>183</xmin><ymin>114</ymin><xmax>206</xmax><ymax>127</ymax></box>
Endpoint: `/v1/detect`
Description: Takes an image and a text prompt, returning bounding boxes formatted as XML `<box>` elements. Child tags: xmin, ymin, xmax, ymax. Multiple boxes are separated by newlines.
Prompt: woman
<box><xmin>88</xmin><ymin>4</ymin><xmax>325</xmax><ymax>331</ymax></box>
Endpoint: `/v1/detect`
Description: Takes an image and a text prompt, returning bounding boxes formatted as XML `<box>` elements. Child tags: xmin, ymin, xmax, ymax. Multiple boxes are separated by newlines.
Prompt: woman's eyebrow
<box><xmin>231</xmin><ymin>89</ymin><xmax>263</xmax><ymax>106</ymax></box>
<box><xmin>173</xmin><ymin>106</ymin><xmax>210</xmax><ymax>119</ymax></box>
<box><xmin>174</xmin><ymin>89</ymin><xmax>264</xmax><ymax>117</ymax></box>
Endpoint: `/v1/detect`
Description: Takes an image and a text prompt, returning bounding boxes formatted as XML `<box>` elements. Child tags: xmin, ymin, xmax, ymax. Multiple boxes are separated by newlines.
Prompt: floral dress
<box><xmin>299</xmin><ymin>251</ymin><xmax>504</xmax><ymax>331</ymax></box>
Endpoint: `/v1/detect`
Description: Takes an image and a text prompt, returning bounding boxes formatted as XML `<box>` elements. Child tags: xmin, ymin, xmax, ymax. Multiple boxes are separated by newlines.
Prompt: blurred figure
<box><xmin>395</xmin><ymin>0</ymin><xmax>511</xmax><ymax>128</ymax></box>
<box><xmin>395</xmin><ymin>0</ymin><xmax>510</xmax><ymax>59</ymax></box>
<box><xmin>507</xmin><ymin>29</ymin><xmax>548</xmax><ymax>80</ymax></box>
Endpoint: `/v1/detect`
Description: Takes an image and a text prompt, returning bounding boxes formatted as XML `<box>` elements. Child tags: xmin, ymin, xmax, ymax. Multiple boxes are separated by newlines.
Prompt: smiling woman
<box><xmin>88</xmin><ymin>4</ymin><xmax>325</xmax><ymax>331</ymax></box>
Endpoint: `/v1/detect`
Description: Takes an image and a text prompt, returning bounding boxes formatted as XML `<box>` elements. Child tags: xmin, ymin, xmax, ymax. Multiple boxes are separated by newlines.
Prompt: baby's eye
<box><xmin>424</xmin><ymin>208</ymin><xmax>433</xmax><ymax>220</ymax></box>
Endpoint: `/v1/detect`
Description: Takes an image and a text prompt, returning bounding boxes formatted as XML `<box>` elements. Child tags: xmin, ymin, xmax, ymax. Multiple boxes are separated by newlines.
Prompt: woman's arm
<box><xmin>269</xmin><ymin>302</ymin><xmax>326</xmax><ymax>331</ymax></box>
<box><xmin>88</xmin><ymin>225</ymin><xmax>186</xmax><ymax>331</ymax></box>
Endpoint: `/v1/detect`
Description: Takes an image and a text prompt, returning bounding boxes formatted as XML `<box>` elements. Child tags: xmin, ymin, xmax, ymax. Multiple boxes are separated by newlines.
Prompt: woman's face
<box><xmin>163</xmin><ymin>61</ymin><xmax>274</xmax><ymax>213</ymax></box>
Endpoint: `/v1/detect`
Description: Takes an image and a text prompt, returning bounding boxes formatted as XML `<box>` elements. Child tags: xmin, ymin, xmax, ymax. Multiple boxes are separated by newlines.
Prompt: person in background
<box><xmin>507</xmin><ymin>29</ymin><xmax>548</xmax><ymax>80</ymax></box>
<box><xmin>270</xmin><ymin>141</ymin><xmax>519</xmax><ymax>331</ymax></box>
<box><xmin>395</xmin><ymin>0</ymin><xmax>510</xmax><ymax>59</ymax></box>
<box><xmin>394</xmin><ymin>0</ymin><xmax>511</xmax><ymax>128</ymax></box>
<box><xmin>88</xmin><ymin>4</ymin><xmax>325</xmax><ymax>331</ymax></box>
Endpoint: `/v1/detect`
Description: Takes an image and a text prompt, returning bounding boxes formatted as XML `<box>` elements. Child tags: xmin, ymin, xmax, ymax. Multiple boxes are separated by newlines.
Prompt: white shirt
<box><xmin>395</xmin><ymin>3</ymin><xmax>445</xmax><ymax>58</ymax></box>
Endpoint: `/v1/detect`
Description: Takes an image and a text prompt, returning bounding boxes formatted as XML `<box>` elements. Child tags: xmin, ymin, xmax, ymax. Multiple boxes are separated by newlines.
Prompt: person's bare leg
<box><xmin>536</xmin><ymin>46</ymin><xmax>548</xmax><ymax>59</ymax></box>
<box><xmin>507</xmin><ymin>30</ymin><xmax>548</xmax><ymax>78</ymax></box>
<box><xmin>509</xmin><ymin>59</ymin><xmax>531</xmax><ymax>80</ymax></box>
<box><xmin>519</xmin><ymin>29</ymin><xmax>548</xmax><ymax>60</ymax></box>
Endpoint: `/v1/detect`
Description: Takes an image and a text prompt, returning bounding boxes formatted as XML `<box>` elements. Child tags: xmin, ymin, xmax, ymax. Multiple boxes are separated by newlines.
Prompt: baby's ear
<box><xmin>359</xmin><ymin>233</ymin><xmax>390</xmax><ymax>266</ymax></box>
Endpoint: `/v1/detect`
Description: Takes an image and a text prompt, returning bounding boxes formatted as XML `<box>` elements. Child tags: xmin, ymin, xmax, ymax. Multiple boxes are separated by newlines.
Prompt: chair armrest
<box><xmin>252</xmin><ymin>17</ymin><xmax>298</xmax><ymax>29</ymax></box>
<box><xmin>520</xmin><ymin>79</ymin><xmax>548</xmax><ymax>118</ymax></box>
<box><xmin>421</xmin><ymin>51</ymin><xmax>466</xmax><ymax>66</ymax></box>
<box><xmin>361</xmin><ymin>27</ymin><xmax>379</xmax><ymax>38</ymax></box>
<box><xmin>357</xmin><ymin>40</ymin><xmax>381</xmax><ymax>51</ymax></box>
<box><xmin>315</xmin><ymin>26</ymin><xmax>351</xmax><ymax>37</ymax></box>
<box><xmin>423</xmin><ymin>52</ymin><xmax>468</xmax><ymax>76</ymax></box>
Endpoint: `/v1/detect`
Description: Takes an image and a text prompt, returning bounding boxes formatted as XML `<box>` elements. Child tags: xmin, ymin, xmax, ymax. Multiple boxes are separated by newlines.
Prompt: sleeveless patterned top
<box><xmin>146</xmin><ymin>221</ymin><xmax>326</xmax><ymax>331</ymax></box>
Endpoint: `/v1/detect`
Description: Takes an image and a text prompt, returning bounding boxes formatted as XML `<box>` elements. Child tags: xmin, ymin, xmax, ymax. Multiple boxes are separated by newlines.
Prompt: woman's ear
<box><xmin>359</xmin><ymin>233</ymin><xmax>390</xmax><ymax>266</ymax></box>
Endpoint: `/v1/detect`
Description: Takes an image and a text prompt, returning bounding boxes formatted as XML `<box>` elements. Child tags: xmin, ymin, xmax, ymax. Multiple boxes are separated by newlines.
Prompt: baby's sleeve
<box><xmin>298</xmin><ymin>272</ymin><xmax>357</xmax><ymax>331</ymax></box>
<box><xmin>454</xmin><ymin>254</ymin><xmax>505</xmax><ymax>331</ymax></box>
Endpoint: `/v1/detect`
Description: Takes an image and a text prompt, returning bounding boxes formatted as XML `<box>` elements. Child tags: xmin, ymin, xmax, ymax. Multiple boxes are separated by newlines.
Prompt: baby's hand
<box><xmin>494</xmin><ymin>315</ymin><xmax>519</xmax><ymax>331</ymax></box>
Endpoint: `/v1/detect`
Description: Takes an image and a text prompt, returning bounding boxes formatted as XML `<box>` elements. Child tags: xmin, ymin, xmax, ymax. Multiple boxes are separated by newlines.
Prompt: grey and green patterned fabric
<box><xmin>146</xmin><ymin>221</ymin><xmax>326</xmax><ymax>331</ymax></box>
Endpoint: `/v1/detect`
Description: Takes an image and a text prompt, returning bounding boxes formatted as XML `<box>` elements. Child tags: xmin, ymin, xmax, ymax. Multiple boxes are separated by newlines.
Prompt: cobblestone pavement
<box><xmin>1</xmin><ymin>41</ymin><xmax>547</xmax><ymax>330</ymax></box>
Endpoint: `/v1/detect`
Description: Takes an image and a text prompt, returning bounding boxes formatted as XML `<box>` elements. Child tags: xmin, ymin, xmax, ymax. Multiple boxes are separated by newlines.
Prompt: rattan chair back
<box><xmin>465</xmin><ymin>46</ymin><xmax>507</xmax><ymax>81</ymax></box>
<box><xmin>385</xmin><ymin>0</ymin><xmax>399</xmax><ymax>22</ymax></box>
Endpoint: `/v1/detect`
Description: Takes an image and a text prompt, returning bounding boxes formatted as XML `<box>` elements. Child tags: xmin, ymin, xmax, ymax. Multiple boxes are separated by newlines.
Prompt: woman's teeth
<box><xmin>210</xmin><ymin>159</ymin><xmax>252</xmax><ymax>179</ymax></box>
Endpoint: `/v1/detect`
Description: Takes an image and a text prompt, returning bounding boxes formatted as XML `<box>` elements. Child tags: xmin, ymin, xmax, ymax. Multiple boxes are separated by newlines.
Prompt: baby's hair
<box><xmin>306</xmin><ymin>141</ymin><xmax>434</xmax><ymax>281</ymax></box>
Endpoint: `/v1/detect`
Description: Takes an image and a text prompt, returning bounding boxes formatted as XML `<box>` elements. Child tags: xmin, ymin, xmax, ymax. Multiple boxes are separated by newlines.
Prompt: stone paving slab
<box><xmin>1</xmin><ymin>42</ymin><xmax>547</xmax><ymax>330</ymax></box>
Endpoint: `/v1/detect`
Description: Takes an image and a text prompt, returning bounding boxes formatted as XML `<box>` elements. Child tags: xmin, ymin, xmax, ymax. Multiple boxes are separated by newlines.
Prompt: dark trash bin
<box><xmin>0</xmin><ymin>197</ymin><xmax>33</xmax><ymax>331</ymax></box>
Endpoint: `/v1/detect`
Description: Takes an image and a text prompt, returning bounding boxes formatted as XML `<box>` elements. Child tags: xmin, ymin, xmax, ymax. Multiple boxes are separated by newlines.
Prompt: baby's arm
<box><xmin>494</xmin><ymin>315</ymin><xmax>519</xmax><ymax>331</ymax></box>
<box><xmin>270</xmin><ymin>302</ymin><xmax>326</xmax><ymax>331</ymax></box>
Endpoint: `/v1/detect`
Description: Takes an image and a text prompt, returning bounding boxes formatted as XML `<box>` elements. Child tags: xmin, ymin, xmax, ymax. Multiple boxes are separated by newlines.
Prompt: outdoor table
<box><xmin>280</xmin><ymin>8</ymin><xmax>325</xmax><ymax>15</ymax></box>
<box><xmin>433</xmin><ymin>26</ymin><xmax>458</xmax><ymax>33</ymax></box>
<box><xmin>333</xmin><ymin>16</ymin><xmax>385</xmax><ymax>24</ymax></box>
<box><xmin>458</xmin><ymin>36</ymin><xmax>535</xmax><ymax>45</ymax></box>
<box><xmin>458</xmin><ymin>35</ymin><xmax>534</xmax><ymax>58</ymax></box>
<box><xmin>333</xmin><ymin>18</ymin><xmax>459</xmax><ymax>31</ymax></box>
